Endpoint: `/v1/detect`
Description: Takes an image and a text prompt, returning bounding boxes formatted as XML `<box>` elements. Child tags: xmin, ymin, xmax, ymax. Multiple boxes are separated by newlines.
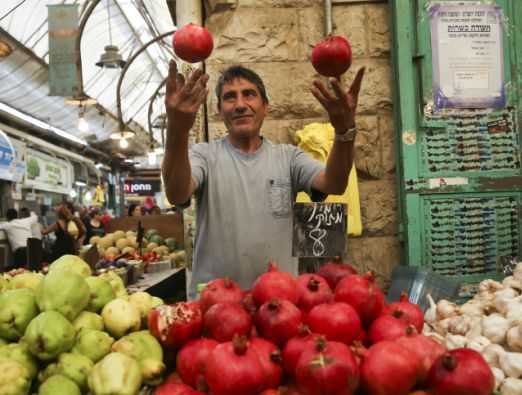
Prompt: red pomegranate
<box><xmin>203</xmin><ymin>302</ymin><xmax>252</xmax><ymax>342</ymax></box>
<box><xmin>396</xmin><ymin>327</ymin><xmax>446</xmax><ymax>384</ymax></box>
<box><xmin>255</xmin><ymin>299</ymin><xmax>302</xmax><ymax>346</ymax></box>
<box><xmin>295</xmin><ymin>337</ymin><xmax>359</xmax><ymax>395</ymax></box>
<box><xmin>200</xmin><ymin>278</ymin><xmax>243</xmax><ymax>312</ymax></box>
<box><xmin>316</xmin><ymin>259</ymin><xmax>357</xmax><ymax>290</ymax></box>
<box><xmin>242</xmin><ymin>290</ymin><xmax>258</xmax><ymax>316</ymax></box>
<box><xmin>367</xmin><ymin>314</ymin><xmax>409</xmax><ymax>344</ymax></box>
<box><xmin>381</xmin><ymin>293</ymin><xmax>424</xmax><ymax>333</ymax></box>
<box><xmin>426</xmin><ymin>348</ymin><xmax>494</xmax><ymax>395</ymax></box>
<box><xmin>360</xmin><ymin>341</ymin><xmax>421</xmax><ymax>395</ymax></box>
<box><xmin>260</xmin><ymin>386</ymin><xmax>302</xmax><ymax>395</ymax></box>
<box><xmin>148</xmin><ymin>302</ymin><xmax>202</xmax><ymax>350</ymax></box>
<box><xmin>282</xmin><ymin>325</ymin><xmax>321</xmax><ymax>376</ymax></box>
<box><xmin>334</xmin><ymin>272</ymin><xmax>385</xmax><ymax>328</ymax></box>
<box><xmin>205</xmin><ymin>335</ymin><xmax>266</xmax><ymax>395</ymax></box>
<box><xmin>173</xmin><ymin>23</ymin><xmax>214</xmax><ymax>63</ymax></box>
<box><xmin>311</xmin><ymin>35</ymin><xmax>352</xmax><ymax>77</ymax></box>
<box><xmin>252</xmin><ymin>261</ymin><xmax>300</xmax><ymax>306</ymax></box>
<box><xmin>154</xmin><ymin>382</ymin><xmax>205</xmax><ymax>395</ymax></box>
<box><xmin>249</xmin><ymin>337</ymin><xmax>283</xmax><ymax>390</ymax></box>
<box><xmin>296</xmin><ymin>274</ymin><xmax>333</xmax><ymax>312</ymax></box>
<box><xmin>307</xmin><ymin>302</ymin><xmax>362</xmax><ymax>345</ymax></box>
<box><xmin>176</xmin><ymin>338</ymin><xmax>219</xmax><ymax>391</ymax></box>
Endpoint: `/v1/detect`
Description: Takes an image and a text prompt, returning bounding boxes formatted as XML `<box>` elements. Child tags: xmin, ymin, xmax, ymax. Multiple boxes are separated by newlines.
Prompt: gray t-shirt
<box><xmin>187</xmin><ymin>136</ymin><xmax>325</xmax><ymax>298</ymax></box>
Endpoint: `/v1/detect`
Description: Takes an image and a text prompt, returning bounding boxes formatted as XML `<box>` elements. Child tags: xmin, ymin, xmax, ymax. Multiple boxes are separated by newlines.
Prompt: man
<box><xmin>163</xmin><ymin>61</ymin><xmax>364</xmax><ymax>299</ymax></box>
<box><xmin>0</xmin><ymin>208</ymin><xmax>39</xmax><ymax>269</ymax></box>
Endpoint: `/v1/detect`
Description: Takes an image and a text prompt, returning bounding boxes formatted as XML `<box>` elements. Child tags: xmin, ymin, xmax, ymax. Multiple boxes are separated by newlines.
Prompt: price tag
<box><xmin>292</xmin><ymin>203</ymin><xmax>347</xmax><ymax>258</ymax></box>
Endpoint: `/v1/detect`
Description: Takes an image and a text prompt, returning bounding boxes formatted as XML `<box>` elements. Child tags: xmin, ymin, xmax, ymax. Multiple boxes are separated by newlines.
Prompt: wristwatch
<box><xmin>334</xmin><ymin>126</ymin><xmax>357</xmax><ymax>142</ymax></box>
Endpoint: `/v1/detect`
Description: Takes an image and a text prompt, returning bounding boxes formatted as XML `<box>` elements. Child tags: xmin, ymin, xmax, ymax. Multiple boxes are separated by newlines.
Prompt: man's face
<box><xmin>219</xmin><ymin>77</ymin><xmax>268</xmax><ymax>140</ymax></box>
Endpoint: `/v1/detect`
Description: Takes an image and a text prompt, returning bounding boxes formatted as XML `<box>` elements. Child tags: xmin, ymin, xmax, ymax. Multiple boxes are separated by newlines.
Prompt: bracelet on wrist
<box><xmin>334</xmin><ymin>126</ymin><xmax>357</xmax><ymax>142</ymax></box>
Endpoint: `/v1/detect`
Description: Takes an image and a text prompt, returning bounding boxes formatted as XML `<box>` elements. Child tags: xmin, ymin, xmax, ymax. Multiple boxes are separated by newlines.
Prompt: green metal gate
<box><xmin>391</xmin><ymin>0</ymin><xmax>522</xmax><ymax>299</ymax></box>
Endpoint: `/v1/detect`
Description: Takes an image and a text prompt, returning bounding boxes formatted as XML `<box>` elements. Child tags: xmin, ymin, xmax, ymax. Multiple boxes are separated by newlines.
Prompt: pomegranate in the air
<box><xmin>173</xmin><ymin>23</ymin><xmax>214</xmax><ymax>63</ymax></box>
<box><xmin>311</xmin><ymin>35</ymin><xmax>352</xmax><ymax>77</ymax></box>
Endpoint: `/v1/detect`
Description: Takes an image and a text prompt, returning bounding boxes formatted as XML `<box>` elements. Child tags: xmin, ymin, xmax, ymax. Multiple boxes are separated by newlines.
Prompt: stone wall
<box><xmin>204</xmin><ymin>0</ymin><xmax>400</xmax><ymax>288</ymax></box>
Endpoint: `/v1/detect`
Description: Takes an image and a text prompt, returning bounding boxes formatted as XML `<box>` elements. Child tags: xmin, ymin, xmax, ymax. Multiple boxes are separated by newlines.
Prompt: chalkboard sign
<box><xmin>292</xmin><ymin>203</ymin><xmax>347</xmax><ymax>258</ymax></box>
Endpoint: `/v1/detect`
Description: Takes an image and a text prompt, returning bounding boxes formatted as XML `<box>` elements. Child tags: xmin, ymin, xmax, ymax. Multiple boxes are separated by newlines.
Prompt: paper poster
<box><xmin>429</xmin><ymin>4</ymin><xmax>505</xmax><ymax>109</ymax></box>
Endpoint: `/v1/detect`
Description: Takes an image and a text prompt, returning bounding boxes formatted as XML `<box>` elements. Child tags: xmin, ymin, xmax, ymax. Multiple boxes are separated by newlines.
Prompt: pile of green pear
<box><xmin>0</xmin><ymin>254</ymin><xmax>165</xmax><ymax>395</ymax></box>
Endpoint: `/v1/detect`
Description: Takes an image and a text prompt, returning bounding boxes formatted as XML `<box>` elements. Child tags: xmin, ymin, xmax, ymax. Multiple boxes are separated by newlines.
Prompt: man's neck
<box><xmin>227</xmin><ymin>135</ymin><xmax>263</xmax><ymax>154</ymax></box>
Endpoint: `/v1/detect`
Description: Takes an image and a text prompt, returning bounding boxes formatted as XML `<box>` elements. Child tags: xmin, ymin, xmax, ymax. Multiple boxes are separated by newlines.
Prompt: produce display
<box><xmin>1</xmin><ymin>252</ymin><xmax>515</xmax><ymax>394</ymax></box>
<box><xmin>423</xmin><ymin>262</ymin><xmax>522</xmax><ymax>394</ymax></box>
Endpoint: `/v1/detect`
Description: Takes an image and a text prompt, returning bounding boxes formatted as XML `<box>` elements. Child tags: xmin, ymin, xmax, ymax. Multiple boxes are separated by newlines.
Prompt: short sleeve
<box><xmin>290</xmin><ymin>146</ymin><xmax>326</xmax><ymax>198</ymax></box>
<box><xmin>189</xmin><ymin>143</ymin><xmax>209</xmax><ymax>193</ymax></box>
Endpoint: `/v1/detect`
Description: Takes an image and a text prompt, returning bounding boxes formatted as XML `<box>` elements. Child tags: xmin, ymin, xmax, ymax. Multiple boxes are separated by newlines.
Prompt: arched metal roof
<box><xmin>0</xmin><ymin>0</ymin><xmax>174</xmax><ymax>154</ymax></box>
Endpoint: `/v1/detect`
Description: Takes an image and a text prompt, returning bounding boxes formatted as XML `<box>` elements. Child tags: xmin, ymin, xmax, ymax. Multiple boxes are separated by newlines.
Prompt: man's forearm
<box><xmin>323</xmin><ymin>139</ymin><xmax>354</xmax><ymax>195</ymax></box>
<box><xmin>162</xmin><ymin>123</ymin><xmax>193</xmax><ymax>205</ymax></box>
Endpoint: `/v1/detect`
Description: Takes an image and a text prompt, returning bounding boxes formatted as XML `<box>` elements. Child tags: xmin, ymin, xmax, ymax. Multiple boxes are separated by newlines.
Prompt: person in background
<box><xmin>84</xmin><ymin>208</ymin><xmax>105</xmax><ymax>244</ymax></box>
<box><xmin>128</xmin><ymin>203</ymin><xmax>142</xmax><ymax>217</ymax></box>
<box><xmin>42</xmin><ymin>203</ymin><xmax>86</xmax><ymax>261</ymax></box>
<box><xmin>19</xmin><ymin>207</ymin><xmax>30</xmax><ymax>218</ymax></box>
<box><xmin>100</xmin><ymin>209</ymin><xmax>113</xmax><ymax>232</ymax></box>
<box><xmin>0</xmin><ymin>208</ymin><xmax>39</xmax><ymax>269</ymax></box>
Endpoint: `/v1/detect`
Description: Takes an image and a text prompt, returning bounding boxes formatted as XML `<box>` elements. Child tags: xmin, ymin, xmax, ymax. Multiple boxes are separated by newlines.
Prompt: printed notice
<box><xmin>429</xmin><ymin>4</ymin><xmax>505</xmax><ymax>109</ymax></box>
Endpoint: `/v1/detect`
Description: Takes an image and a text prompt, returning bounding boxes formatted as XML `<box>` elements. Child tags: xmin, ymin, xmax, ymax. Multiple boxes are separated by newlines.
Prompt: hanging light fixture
<box><xmin>77</xmin><ymin>105</ymin><xmax>89</xmax><ymax>133</ymax></box>
<box><xmin>95</xmin><ymin>0</ymin><xmax>126</xmax><ymax>69</ymax></box>
<box><xmin>119</xmin><ymin>138</ymin><xmax>129</xmax><ymax>149</ymax></box>
<box><xmin>0</xmin><ymin>40</ymin><xmax>13</xmax><ymax>58</ymax></box>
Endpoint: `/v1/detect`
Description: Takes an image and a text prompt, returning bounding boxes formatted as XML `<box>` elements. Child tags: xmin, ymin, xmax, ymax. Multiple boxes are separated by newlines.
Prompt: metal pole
<box><xmin>147</xmin><ymin>77</ymin><xmax>168</xmax><ymax>144</ymax></box>
<box><xmin>116</xmin><ymin>30</ymin><xmax>176</xmax><ymax>131</ymax></box>
<box><xmin>324</xmin><ymin>0</ymin><xmax>333</xmax><ymax>36</ymax></box>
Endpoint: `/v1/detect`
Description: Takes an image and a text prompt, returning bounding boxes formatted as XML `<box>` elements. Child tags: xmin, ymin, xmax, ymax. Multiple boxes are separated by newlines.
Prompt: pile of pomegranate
<box><xmin>148</xmin><ymin>260</ymin><xmax>494</xmax><ymax>395</ymax></box>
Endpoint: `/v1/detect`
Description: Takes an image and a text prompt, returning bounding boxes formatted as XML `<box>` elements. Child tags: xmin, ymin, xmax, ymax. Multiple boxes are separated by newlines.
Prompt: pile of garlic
<box><xmin>423</xmin><ymin>262</ymin><xmax>522</xmax><ymax>395</ymax></box>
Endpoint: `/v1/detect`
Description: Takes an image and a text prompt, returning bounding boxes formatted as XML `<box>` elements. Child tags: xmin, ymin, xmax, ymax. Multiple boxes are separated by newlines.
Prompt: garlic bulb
<box><xmin>447</xmin><ymin>315</ymin><xmax>471</xmax><ymax>336</ymax></box>
<box><xmin>479</xmin><ymin>279</ymin><xmax>504</xmax><ymax>294</ymax></box>
<box><xmin>445</xmin><ymin>334</ymin><xmax>467</xmax><ymax>350</ymax></box>
<box><xmin>433</xmin><ymin>317</ymin><xmax>452</xmax><ymax>336</ymax></box>
<box><xmin>500</xmin><ymin>377</ymin><xmax>522</xmax><ymax>395</ymax></box>
<box><xmin>424</xmin><ymin>294</ymin><xmax>437</xmax><ymax>324</ymax></box>
<box><xmin>505</xmin><ymin>302</ymin><xmax>522</xmax><ymax>326</ymax></box>
<box><xmin>513</xmin><ymin>263</ymin><xmax>522</xmax><ymax>282</ymax></box>
<box><xmin>483</xmin><ymin>344</ymin><xmax>505</xmax><ymax>368</ymax></box>
<box><xmin>507</xmin><ymin>325</ymin><xmax>522</xmax><ymax>352</ymax></box>
<box><xmin>491</xmin><ymin>367</ymin><xmax>505</xmax><ymax>390</ymax></box>
<box><xmin>493</xmin><ymin>289</ymin><xmax>519</xmax><ymax>314</ymax></box>
<box><xmin>425</xmin><ymin>331</ymin><xmax>445</xmax><ymax>345</ymax></box>
<box><xmin>503</xmin><ymin>276</ymin><xmax>522</xmax><ymax>291</ymax></box>
<box><xmin>482</xmin><ymin>314</ymin><xmax>510</xmax><ymax>344</ymax></box>
<box><xmin>459</xmin><ymin>299</ymin><xmax>485</xmax><ymax>317</ymax></box>
<box><xmin>466</xmin><ymin>316</ymin><xmax>483</xmax><ymax>339</ymax></box>
<box><xmin>436</xmin><ymin>299</ymin><xmax>459</xmax><ymax>320</ymax></box>
<box><xmin>499</xmin><ymin>351</ymin><xmax>522</xmax><ymax>378</ymax></box>
<box><xmin>466</xmin><ymin>336</ymin><xmax>491</xmax><ymax>353</ymax></box>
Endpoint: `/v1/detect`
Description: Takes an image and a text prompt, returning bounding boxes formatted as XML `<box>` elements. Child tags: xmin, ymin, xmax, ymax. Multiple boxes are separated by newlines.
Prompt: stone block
<box><xmin>297</xmin><ymin>6</ymin><xmax>325</xmax><ymax>61</ymax></box>
<box><xmin>379</xmin><ymin>111</ymin><xmax>396</xmax><ymax>174</ymax></box>
<box><xmin>353</xmin><ymin>115</ymin><xmax>381</xmax><ymax>178</ymax></box>
<box><xmin>367</xmin><ymin>3</ymin><xmax>391</xmax><ymax>57</ymax></box>
<box><xmin>358</xmin><ymin>178</ymin><xmax>398</xmax><ymax>236</ymax></box>
<box><xmin>360</xmin><ymin>236</ymin><xmax>402</xmax><ymax>290</ymax></box>
<box><xmin>207</xmin><ymin>8</ymin><xmax>300</xmax><ymax>64</ymax></box>
<box><xmin>332</xmin><ymin>4</ymin><xmax>367</xmax><ymax>57</ymax></box>
<box><xmin>237</xmin><ymin>0</ymin><xmax>318</xmax><ymax>7</ymax></box>
<box><xmin>208</xmin><ymin>119</ymin><xmax>304</xmax><ymax>144</ymax></box>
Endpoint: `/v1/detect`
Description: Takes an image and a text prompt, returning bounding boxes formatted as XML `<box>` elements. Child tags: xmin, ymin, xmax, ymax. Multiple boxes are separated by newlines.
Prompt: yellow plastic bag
<box><xmin>295</xmin><ymin>122</ymin><xmax>362</xmax><ymax>236</ymax></box>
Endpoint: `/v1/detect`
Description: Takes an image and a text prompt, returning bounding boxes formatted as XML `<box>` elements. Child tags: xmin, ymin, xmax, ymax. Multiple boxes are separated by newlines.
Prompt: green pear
<box><xmin>0</xmin><ymin>288</ymin><xmax>38</xmax><ymax>341</ymax></box>
<box><xmin>38</xmin><ymin>353</ymin><xmax>93</xmax><ymax>391</ymax></box>
<box><xmin>38</xmin><ymin>374</ymin><xmax>81</xmax><ymax>395</ymax></box>
<box><xmin>98</xmin><ymin>271</ymin><xmax>128</xmax><ymax>300</ymax></box>
<box><xmin>72</xmin><ymin>328</ymin><xmax>114</xmax><ymax>363</ymax></box>
<box><xmin>85</xmin><ymin>276</ymin><xmax>115</xmax><ymax>313</ymax></box>
<box><xmin>0</xmin><ymin>276</ymin><xmax>10</xmax><ymax>293</ymax></box>
<box><xmin>151</xmin><ymin>296</ymin><xmax>164</xmax><ymax>308</ymax></box>
<box><xmin>128</xmin><ymin>292</ymin><xmax>153</xmax><ymax>325</ymax></box>
<box><xmin>48</xmin><ymin>254</ymin><xmax>92</xmax><ymax>277</ymax></box>
<box><xmin>23</xmin><ymin>311</ymin><xmax>75</xmax><ymax>361</ymax></box>
<box><xmin>36</xmin><ymin>270</ymin><xmax>90</xmax><ymax>321</ymax></box>
<box><xmin>112</xmin><ymin>330</ymin><xmax>164</xmax><ymax>385</ymax></box>
<box><xmin>88</xmin><ymin>352</ymin><xmax>142</xmax><ymax>395</ymax></box>
<box><xmin>101</xmin><ymin>299</ymin><xmax>140</xmax><ymax>338</ymax></box>
<box><xmin>9</xmin><ymin>272</ymin><xmax>44</xmax><ymax>291</ymax></box>
<box><xmin>0</xmin><ymin>343</ymin><xmax>38</xmax><ymax>379</ymax></box>
<box><xmin>72</xmin><ymin>311</ymin><xmax>104</xmax><ymax>332</ymax></box>
<box><xmin>0</xmin><ymin>359</ymin><xmax>31</xmax><ymax>395</ymax></box>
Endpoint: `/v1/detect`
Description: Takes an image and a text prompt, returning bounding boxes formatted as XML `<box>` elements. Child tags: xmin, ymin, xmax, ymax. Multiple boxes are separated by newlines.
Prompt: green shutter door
<box><xmin>391</xmin><ymin>0</ymin><xmax>522</xmax><ymax>300</ymax></box>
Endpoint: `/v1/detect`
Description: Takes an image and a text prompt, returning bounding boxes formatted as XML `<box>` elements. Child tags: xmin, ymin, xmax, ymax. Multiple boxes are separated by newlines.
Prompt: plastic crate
<box><xmin>386</xmin><ymin>266</ymin><xmax>460</xmax><ymax>312</ymax></box>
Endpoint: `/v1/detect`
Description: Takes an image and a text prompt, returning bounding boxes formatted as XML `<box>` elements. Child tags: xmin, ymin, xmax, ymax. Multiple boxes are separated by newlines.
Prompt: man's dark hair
<box><xmin>19</xmin><ymin>207</ymin><xmax>30</xmax><ymax>218</ymax></box>
<box><xmin>6</xmin><ymin>208</ymin><xmax>18</xmax><ymax>221</ymax></box>
<box><xmin>215</xmin><ymin>65</ymin><xmax>269</xmax><ymax>110</ymax></box>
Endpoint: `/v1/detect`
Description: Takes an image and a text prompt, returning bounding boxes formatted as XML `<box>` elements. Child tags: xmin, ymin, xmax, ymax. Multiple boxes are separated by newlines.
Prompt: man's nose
<box><xmin>234</xmin><ymin>95</ymin><xmax>247</xmax><ymax>112</ymax></box>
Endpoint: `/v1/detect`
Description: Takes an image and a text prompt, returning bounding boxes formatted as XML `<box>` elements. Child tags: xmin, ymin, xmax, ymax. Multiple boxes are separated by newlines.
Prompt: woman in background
<box><xmin>128</xmin><ymin>203</ymin><xmax>142</xmax><ymax>217</ymax></box>
<box><xmin>42</xmin><ymin>203</ymin><xmax>85</xmax><ymax>261</ymax></box>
